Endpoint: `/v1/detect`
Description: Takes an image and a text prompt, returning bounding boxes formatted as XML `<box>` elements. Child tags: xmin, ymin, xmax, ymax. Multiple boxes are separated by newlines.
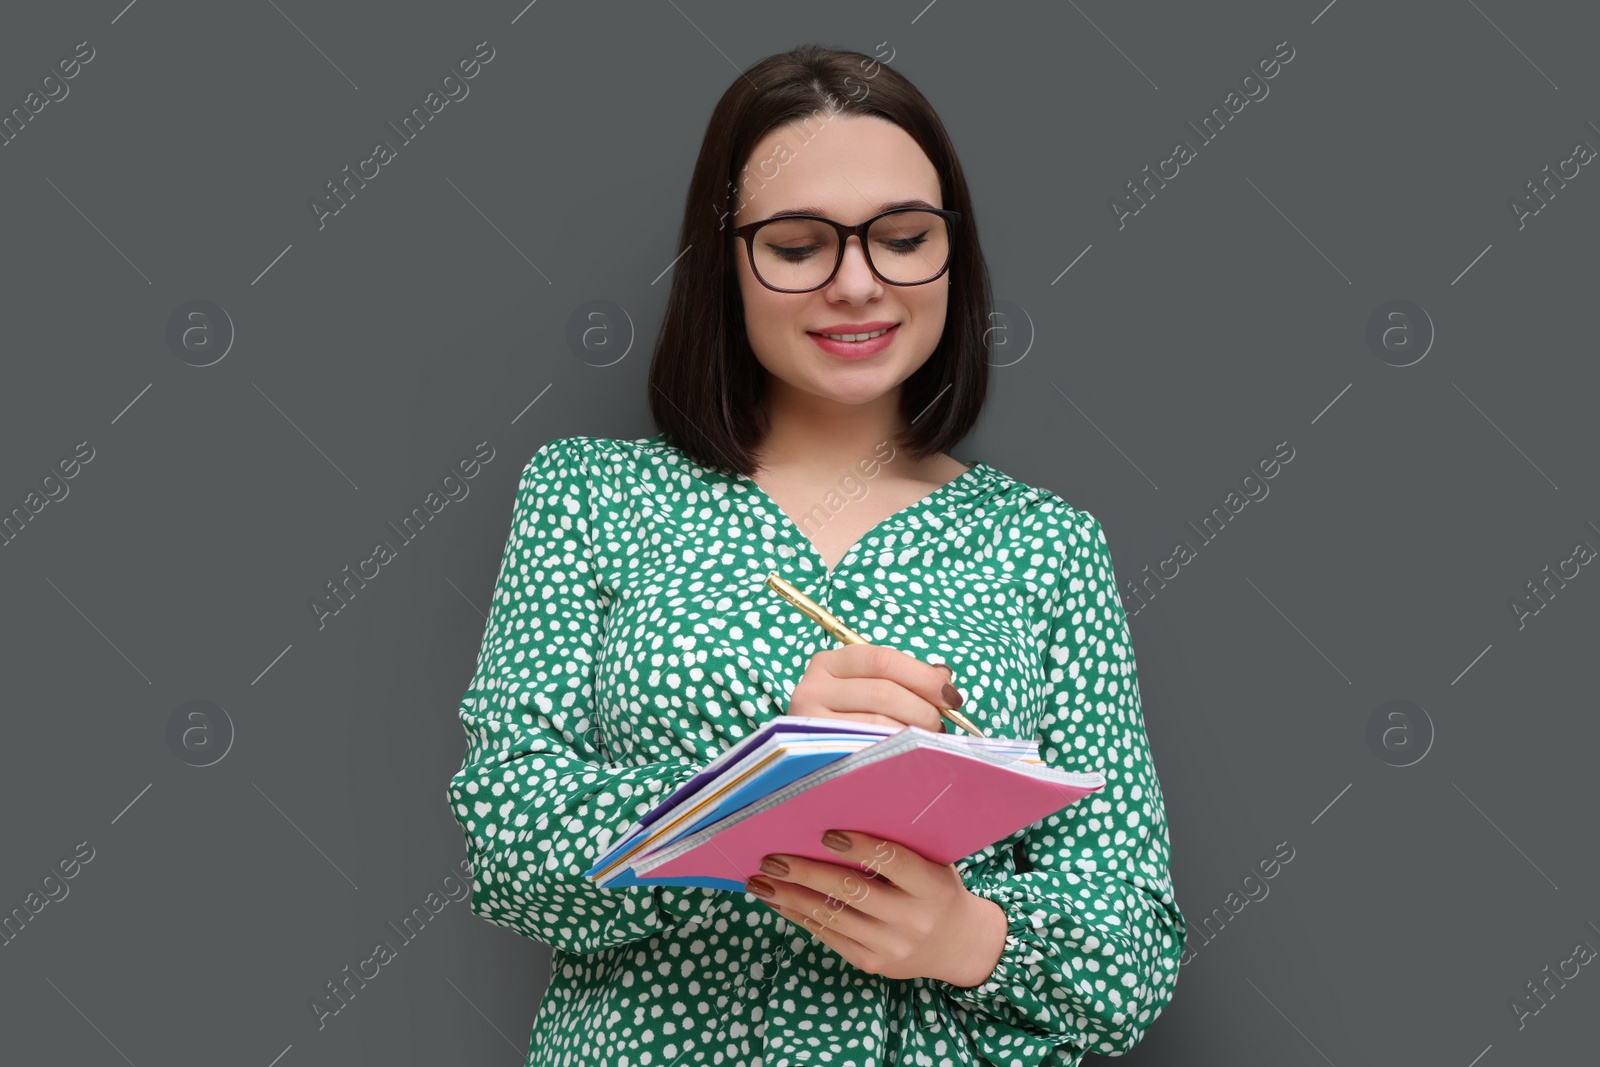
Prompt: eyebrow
<box><xmin>766</xmin><ymin>198</ymin><xmax>939</xmax><ymax>218</ymax></box>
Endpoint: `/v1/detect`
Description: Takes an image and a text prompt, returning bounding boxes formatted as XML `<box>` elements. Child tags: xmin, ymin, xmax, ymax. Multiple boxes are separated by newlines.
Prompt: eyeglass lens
<box><xmin>749</xmin><ymin>210</ymin><xmax>950</xmax><ymax>290</ymax></box>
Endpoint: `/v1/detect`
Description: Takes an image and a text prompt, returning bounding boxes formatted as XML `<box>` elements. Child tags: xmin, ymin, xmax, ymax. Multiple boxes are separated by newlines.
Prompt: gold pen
<box><xmin>764</xmin><ymin>571</ymin><xmax>988</xmax><ymax>738</ymax></box>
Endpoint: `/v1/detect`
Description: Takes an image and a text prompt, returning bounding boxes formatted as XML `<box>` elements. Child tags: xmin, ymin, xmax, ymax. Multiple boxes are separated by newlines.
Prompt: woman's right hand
<box><xmin>785</xmin><ymin>644</ymin><xmax>964</xmax><ymax>734</ymax></box>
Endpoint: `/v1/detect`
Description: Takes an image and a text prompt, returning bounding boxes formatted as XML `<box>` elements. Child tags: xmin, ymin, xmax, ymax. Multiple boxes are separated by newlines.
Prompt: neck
<box><xmin>753</xmin><ymin>380</ymin><xmax>912</xmax><ymax>481</ymax></box>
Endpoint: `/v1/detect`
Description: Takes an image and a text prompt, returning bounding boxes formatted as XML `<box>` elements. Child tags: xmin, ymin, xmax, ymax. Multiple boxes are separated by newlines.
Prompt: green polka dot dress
<box><xmin>447</xmin><ymin>433</ymin><xmax>1186</xmax><ymax>1067</ymax></box>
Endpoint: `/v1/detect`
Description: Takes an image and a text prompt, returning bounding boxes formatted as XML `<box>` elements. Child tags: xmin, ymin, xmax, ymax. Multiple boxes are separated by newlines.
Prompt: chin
<box><xmin>809</xmin><ymin>369</ymin><xmax>915</xmax><ymax>406</ymax></box>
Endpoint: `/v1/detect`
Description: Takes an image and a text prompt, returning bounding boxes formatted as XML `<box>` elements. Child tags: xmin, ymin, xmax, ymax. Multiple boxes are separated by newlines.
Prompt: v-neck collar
<box><xmin>737</xmin><ymin>460</ymin><xmax>996</xmax><ymax>577</ymax></box>
<box><xmin>641</xmin><ymin>433</ymin><xmax>998</xmax><ymax>579</ymax></box>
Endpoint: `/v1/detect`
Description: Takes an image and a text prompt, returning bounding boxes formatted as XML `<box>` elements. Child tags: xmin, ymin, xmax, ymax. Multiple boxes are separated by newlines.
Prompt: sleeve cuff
<box><xmin>927</xmin><ymin>876</ymin><xmax>1072</xmax><ymax>1067</ymax></box>
<box><xmin>941</xmin><ymin>875</ymin><xmax>1047</xmax><ymax>1001</ymax></box>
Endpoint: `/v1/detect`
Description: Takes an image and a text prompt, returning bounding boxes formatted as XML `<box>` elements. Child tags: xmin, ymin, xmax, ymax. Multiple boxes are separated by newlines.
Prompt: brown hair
<box><xmin>647</xmin><ymin>43</ymin><xmax>993</xmax><ymax>477</ymax></box>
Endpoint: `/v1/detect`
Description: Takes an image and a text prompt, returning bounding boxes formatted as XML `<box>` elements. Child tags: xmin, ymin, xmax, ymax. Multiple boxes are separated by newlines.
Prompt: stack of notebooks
<box><xmin>585</xmin><ymin>716</ymin><xmax>1105</xmax><ymax>892</ymax></box>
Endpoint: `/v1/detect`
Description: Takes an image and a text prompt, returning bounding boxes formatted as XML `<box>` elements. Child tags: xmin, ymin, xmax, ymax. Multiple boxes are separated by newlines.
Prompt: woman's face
<box><xmin>732</xmin><ymin>114</ymin><xmax>949</xmax><ymax>411</ymax></box>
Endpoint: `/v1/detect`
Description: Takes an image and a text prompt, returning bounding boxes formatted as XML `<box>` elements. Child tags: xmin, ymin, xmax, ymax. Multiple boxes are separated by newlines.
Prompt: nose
<box><xmin>827</xmin><ymin>234</ymin><xmax>882</xmax><ymax>296</ymax></box>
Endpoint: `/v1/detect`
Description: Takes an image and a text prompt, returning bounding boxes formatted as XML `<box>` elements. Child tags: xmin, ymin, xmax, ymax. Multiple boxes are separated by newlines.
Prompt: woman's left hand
<box><xmin>746</xmin><ymin>829</ymin><xmax>1008</xmax><ymax>986</ymax></box>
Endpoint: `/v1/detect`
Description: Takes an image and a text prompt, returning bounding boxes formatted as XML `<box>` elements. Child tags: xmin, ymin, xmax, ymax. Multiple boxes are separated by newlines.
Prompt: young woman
<box><xmin>448</xmin><ymin>44</ymin><xmax>1186</xmax><ymax>1067</ymax></box>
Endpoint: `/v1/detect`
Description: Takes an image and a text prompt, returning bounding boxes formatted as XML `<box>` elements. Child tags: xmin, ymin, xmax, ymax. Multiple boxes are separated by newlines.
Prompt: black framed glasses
<box><xmin>732</xmin><ymin>207</ymin><xmax>961</xmax><ymax>293</ymax></box>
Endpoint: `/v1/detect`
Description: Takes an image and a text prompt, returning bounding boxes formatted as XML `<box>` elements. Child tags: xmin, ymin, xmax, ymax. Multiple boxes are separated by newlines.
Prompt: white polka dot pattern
<box><xmin>447</xmin><ymin>434</ymin><xmax>1186</xmax><ymax>1066</ymax></box>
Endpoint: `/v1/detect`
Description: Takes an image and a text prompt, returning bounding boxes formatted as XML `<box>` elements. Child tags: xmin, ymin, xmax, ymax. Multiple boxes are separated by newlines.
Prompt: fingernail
<box><xmin>760</xmin><ymin>855</ymin><xmax>789</xmax><ymax>877</ymax></box>
<box><xmin>941</xmin><ymin>682</ymin><xmax>964</xmax><ymax>708</ymax></box>
<box><xmin>746</xmin><ymin>876</ymin><xmax>776</xmax><ymax>898</ymax></box>
<box><xmin>941</xmin><ymin>663</ymin><xmax>955</xmax><ymax>677</ymax></box>
<box><xmin>822</xmin><ymin>830</ymin><xmax>851</xmax><ymax>852</ymax></box>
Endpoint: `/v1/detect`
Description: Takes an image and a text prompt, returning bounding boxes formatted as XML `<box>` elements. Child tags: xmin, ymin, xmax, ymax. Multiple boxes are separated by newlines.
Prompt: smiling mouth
<box><xmin>809</xmin><ymin>326</ymin><xmax>896</xmax><ymax>342</ymax></box>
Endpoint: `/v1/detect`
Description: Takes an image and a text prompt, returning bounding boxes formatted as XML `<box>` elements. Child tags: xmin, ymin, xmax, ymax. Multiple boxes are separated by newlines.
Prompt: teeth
<box><xmin>820</xmin><ymin>327</ymin><xmax>891</xmax><ymax>342</ymax></box>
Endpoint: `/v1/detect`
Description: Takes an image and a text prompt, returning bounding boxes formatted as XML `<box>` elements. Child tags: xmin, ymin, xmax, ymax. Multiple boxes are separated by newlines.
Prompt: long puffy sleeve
<box><xmin>446</xmin><ymin>436</ymin><xmax>711</xmax><ymax>954</ymax></box>
<box><xmin>928</xmin><ymin>509</ymin><xmax>1186</xmax><ymax>1066</ymax></box>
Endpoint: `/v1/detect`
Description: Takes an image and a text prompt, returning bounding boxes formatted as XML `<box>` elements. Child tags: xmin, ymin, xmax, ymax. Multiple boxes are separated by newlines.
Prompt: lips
<box><xmin>813</xmin><ymin>327</ymin><xmax>892</xmax><ymax>342</ymax></box>
<box><xmin>809</xmin><ymin>320</ymin><xmax>898</xmax><ymax>339</ymax></box>
<box><xmin>806</xmin><ymin>322</ymin><xmax>900</xmax><ymax>360</ymax></box>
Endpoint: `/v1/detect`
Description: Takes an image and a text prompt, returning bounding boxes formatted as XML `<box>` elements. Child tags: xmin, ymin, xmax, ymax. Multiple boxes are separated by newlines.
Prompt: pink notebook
<box><xmin>630</xmin><ymin>726</ymin><xmax>1104</xmax><ymax>888</ymax></box>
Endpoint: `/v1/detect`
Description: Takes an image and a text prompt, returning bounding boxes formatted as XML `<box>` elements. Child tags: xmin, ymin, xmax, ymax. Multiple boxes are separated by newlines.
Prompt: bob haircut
<box><xmin>647</xmin><ymin>43</ymin><xmax>993</xmax><ymax>477</ymax></box>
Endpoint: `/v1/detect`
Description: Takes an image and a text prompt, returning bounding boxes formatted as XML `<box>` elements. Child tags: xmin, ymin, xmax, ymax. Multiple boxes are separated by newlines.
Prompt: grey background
<box><xmin>1</xmin><ymin>1</ymin><xmax>1595</xmax><ymax>1064</ymax></box>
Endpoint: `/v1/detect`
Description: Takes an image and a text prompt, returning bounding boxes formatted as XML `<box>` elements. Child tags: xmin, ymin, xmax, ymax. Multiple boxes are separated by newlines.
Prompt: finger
<box><xmin>759</xmin><ymin>851</ymin><xmax>904</xmax><ymax>922</ymax></box>
<box><xmin>823</xmin><ymin>646</ymin><xmax>958</xmax><ymax>732</ymax></box>
<box><xmin>788</xmin><ymin>707</ymin><xmax>913</xmax><ymax>732</ymax></box>
<box><xmin>829</xmin><ymin>644</ymin><xmax>958</xmax><ymax>711</ymax></box>
<box><xmin>812</xmin><ymin>676</ymin><xmax>945</xmax><ymax>733</ymax></box>
<box><xmin>818</xmin><ymin>829</ymin><xmax>936</xmax><ymax>900</ymax></box>
<box><xmin>758</xmin><ymin>887</ymin><xmax>878</xmax><ymax>955</ymax></box>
